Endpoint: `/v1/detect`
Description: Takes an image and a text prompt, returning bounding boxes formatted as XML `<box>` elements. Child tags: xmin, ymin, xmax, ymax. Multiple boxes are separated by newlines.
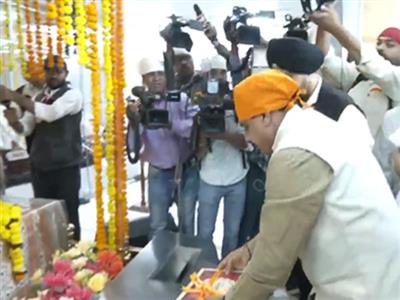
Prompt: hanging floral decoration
<box><xmin>24</xmin><ymin>0</ymin><xmax>36</xmax><ymax>78</ymax></box>
<box><xmin>55</xmin><ymin>0</ymin><xmax>65</xmax><ymax>68</ymax></box>
<box><xmin>85</xmin><ymin>0</ymin><xmax>107</xmax><ymax>251</ymax></box>
<box><xmin>15</xmin><ymin>0</ymin><xmax>28</xmax><ymax>77</ymax></box>
<box><xmin>62</xmin><ymin>0</ymin><xmax>74</xmax><ymax>46</ymax></box>
<box><xmin>46</xmin><ymin>0</ymin><xmax>57</xmax><ymax>68</ymax></box>
<box><xmin>3</xmin><ymin>0</ymin><xmax>15</xmax><ymax>71</ymax></box>
<box><xmin>74</xmin><ymin>0</ymin><xmax>89</xmax><ymax>66</ymax></box>
<box><xmin>0</xmin><ymin>200</ymin><xmax>26</xmax><ymax>281</ymax></box>
<box><xmin>33</xmin><ymin>0</ymin><xmax>45</xmax><ymax>80</ymax></box>
<box><xmin>104</xmin><ymin>0</ymin><xmax>117</xmax><ymax>251</ymax></box>
<box><xmin>113</xmin><ymin>0</ymin><xmax>128</xmax><ymax>250</ymax></box>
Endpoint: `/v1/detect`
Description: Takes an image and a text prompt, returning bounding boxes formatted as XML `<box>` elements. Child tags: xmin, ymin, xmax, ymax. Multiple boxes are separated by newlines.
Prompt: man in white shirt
<box><xmin>311</xmin><ymin>5</ymin><xmax>400</xmax><ymax>139</ymax></box>
<box><xmin>196</xmin><ymin>55</ymin><xmax>248</xmax><ymax>258</ymax></box>
<box><xmin>0</xmin><ymin>55</ymin><xmax>83</xmax><ymax>240</ymax></box>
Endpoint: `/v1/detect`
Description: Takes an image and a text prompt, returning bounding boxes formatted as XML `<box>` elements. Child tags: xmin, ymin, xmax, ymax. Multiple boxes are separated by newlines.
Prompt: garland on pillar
<box><xmin>24</xmin><ymin>0</ymin><xmax>35</xmax><ymax>78</ymax></box>
<box><xmin>74</xmin><ymin>0</ymin><xmax>89</xmax><ymax>66</ymax></box>
<box><xmin>85</xmin><ymin>0</ymin><xmax>107</xmax><ymax>251</ymax></box>
<box><xmin>46</xmin><ymin>0</ymin><xmax>57</xmax><ymax>68</ymax></box>
<box><xmin>113</xmin><ymin>0</ymin><xmax>128</xmax><ymax>250</ymax></box>
<box><xmin>15</xmin><ymin>0</ymin><xmax>28</xmax><ymax>77</ymax></box>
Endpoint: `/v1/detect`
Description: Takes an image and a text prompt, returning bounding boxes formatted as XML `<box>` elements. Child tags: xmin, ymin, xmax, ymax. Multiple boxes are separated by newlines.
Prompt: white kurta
<box><xmin>272</xmin><ymin>106</ymin><xmax>400</xmax><ymax>300</ymax></box>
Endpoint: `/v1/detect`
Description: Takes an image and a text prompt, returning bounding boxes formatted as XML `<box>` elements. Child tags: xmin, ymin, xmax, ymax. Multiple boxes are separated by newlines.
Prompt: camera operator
<box><xmin>197</xmin><ymin>14</ymin><xmax>270</xmax><ymax>248</ymax></box>
<box><xmin>127</xmin><ymin>57</ymin><xmax>199</xmax><ymax>236</ymax></box>
<box><xmin>173</xmin><ymin>48</ymin><xmax>195</xmax><ymax>89</ymax></box>
<box><xmin>196</xmin><ymin>55</ymin><xmax>248</xmax><ymax>258</ymax></box>
<box><xmin>0</xmin><ymin>55</ymin><xmax>83</xmax><ymax>240</ymax></box>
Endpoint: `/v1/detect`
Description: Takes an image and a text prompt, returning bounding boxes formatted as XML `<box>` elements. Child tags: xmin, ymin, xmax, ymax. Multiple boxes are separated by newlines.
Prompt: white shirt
<box><xmin>20</xmin><ymin>86</ymin><xmax>83</xmax><ymax>136</ymax></box>
<box><xmin>0</xmin><ymin>83</ymin><xmax>41</xmax><ymax>150</ymax></box>
<box><xmin>199</xmin><ymin>110</ymin><xmax>248</xmax><ymax>186</ymax></box>
<box><xmin>322</xmin><ymin>44</ymin><xmax>400</xmax><ymax>138</ymax></box>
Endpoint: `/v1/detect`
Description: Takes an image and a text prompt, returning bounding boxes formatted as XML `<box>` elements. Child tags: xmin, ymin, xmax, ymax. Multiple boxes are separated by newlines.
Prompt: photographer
<box><xmin>127</xmin><ymin>57</ymin><xmax>198</xmax><ymax>236</ymax></box>
<box><xmin>196</xmin><ymin>55</ymin><xmax>248</xmax><ymax>258</ymax></box>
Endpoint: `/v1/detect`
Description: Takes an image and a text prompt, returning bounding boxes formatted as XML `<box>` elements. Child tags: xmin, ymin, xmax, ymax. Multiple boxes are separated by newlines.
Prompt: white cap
<box><xmin>200</xmin><ymin>58</ymin><xmax>211</xmax><ymax>72</ymax></box>
<box><xmin>173</xmin><ymin>47</ymin><xmax>191</xmax><ymax>56</ymax></box>
<box><xmin>138</xmin><ymin>57</ymin><xmax>164</xmax><ymax>76</ymax></box>
<box><xmin>209</xmin><ymin>55</ymin><xmax>227</xmax><ymax>71</ymax></box>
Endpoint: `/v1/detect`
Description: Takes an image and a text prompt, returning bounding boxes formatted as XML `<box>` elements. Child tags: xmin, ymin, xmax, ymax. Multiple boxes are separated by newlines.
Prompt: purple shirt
<box><xmin>139</xmin><ymin>95</ymin><xmax>198</xmax><ymax>169</ymax></box>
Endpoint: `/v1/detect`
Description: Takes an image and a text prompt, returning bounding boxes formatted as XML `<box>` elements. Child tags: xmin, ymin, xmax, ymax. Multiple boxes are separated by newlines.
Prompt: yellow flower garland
<box><xmin>33</xmin><ymin>0</ymin><xmax>45</xmax><ymax>80</ymax></box>
<box><xmin>55</xmin><ymin>0</ymin><xmax>65</xmax><ymax>67</ymax></box>
<box><xmin>15</xmin><ymin>0</ymin><xmax>28</xmax><ymax>77</ymax></box>
<box><xmin>63</xmin><ymin>0</ymin><xmax>74</xmax><ymax>45</ymax></box>
<box><xmin>46</xmin><ymin>0</ymin><xmax>57</xmax><ymax>68</ymax></box>
<box><xmin>74</xmin><ymin>0</ymin><xmax>89</xmax><ymax>66</ymax></box>
<box><xmin>85</xmin><ymin>0</ymin><xmax>107</xmax><ymax>251</ymax></box>
<box><xmin>24</xmin><ymin>0</ymin><xmax>35</xmax><ymax>79</ymax></box>
<box><xmin>101</xmin><ymin>0</ymin><xmax>117</xmax><ymax>250</ymax></box>
<box><xmin>4</xmin><ymin>0</ymin><xmax>15</xmax><ymax>70</ymax></box>
<box><xmin>114</xmin><ymin>0</ymin><xmax>128</xmax><ymax>249</ymax></box>
<box><xmin>0</xmin><ymin>200</ymin><xmax>25</xmax><ymax>281</ymax></box>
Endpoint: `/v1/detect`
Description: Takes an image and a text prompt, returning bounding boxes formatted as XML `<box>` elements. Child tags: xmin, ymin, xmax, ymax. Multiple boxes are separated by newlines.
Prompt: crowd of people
<box><xmin>1</xmin><ymin>3</ymin><xmax>400</xmax><ymax>300</ymax></box>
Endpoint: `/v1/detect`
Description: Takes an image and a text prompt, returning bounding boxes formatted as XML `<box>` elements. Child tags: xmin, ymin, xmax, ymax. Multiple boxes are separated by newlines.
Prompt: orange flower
<box><xmin>96</xmin><ymin>250</ymin><xmax>123</xmax><ymax>279</ymax></box>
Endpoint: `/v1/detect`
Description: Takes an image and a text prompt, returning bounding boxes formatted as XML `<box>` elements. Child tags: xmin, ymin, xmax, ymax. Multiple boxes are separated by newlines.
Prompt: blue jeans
<box><xmin>197</xmin><ymin>177</ymin><xmax>246</xmax><ymax>258</ymax></box>
<box><xmin>179</xmin><ymin>164</ymin><xmax>199</xmax><ymax>235</ymax></box>
<box><xmin>148</xmin><ymin>164</ymin><xmax>199</xmax><ymax>237</ymax></box>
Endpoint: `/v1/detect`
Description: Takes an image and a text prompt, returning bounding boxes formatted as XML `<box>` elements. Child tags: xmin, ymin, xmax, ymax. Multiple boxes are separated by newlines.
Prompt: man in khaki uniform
<box><xmin>211</xmin><ymin>70</ymin><xmax>400</xmax><ymax>300</ymax></box>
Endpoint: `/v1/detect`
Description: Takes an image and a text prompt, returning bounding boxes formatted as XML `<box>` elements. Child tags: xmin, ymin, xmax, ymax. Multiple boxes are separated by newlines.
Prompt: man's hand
<box><xmin>204</xmin><ymin>21</ymin><xmax>217</xmax><ymax>42</ymax></box>
<box><xmin>126</xmin><ymin>101</ymin><xmax>141</xmax><ymax>123</ymax></box>
<box><xmin>3</xmin><ymin>108</ymin><xmax>19</xmax><ymax>124</ymax></box>
<box><xmin>219</xmin><ymin>245</ymin><xmax>251</xmax><ymax>273</ymax></box>
<box><xmin>309</xmin><ymin>4</ymin><xmax>342</xmax><ymax>34</ymax></box>
<box><xmin>0</xmin><ymin>85</ymin><xmax>15</xmax><ymax>101</ymax></box>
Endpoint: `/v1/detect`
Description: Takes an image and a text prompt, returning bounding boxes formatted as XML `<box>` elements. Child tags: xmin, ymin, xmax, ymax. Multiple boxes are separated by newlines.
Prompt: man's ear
<box><xmin>261</xmin><ymin>112</ymin><xmax>272</xmax><ymax>126</ymax></box>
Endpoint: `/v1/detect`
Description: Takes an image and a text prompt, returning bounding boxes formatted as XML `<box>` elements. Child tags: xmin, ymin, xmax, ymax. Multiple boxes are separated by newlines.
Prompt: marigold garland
<box><xmin>46</xmin><ymin>0</ymin><xmax>57</xmax><ymax>68</ymax></box>
<box><xmin>74</xmin><ymin>0</ymin><xmax>89</xmax><ymax>66</ymax></box>
<box><xmin>0</xmin><ymin>200</ymin><xmax>26</xmax><ymax>281</ymax></box>
<box><xmin>85</xmin><ymin>1</ymin><xmax>107</xmax><ymax>251</ymax></box>
<box><xmin>101</xmin><ymin>0</ymin><xmax>117</xmax><ymax>251</ymax></box>
<box><xmin>62</xmin><ymin>0</ymin><xmax>74</xmax><ymax>45</ymax></box>
<box><xmin>55</xmin><ymin>0</ymin><xmax>65</xmax><ymax>68</ymax></box>
<box><xmin>113</xmin><ymin>0</ymin><xmax>128</xmax><ymax>250</ymax></box>
<box><xmin>24</xmin><ymin>0</ymin><xmax>35</xmax><ymax>78</ymax></box>
<box><xmin>4</xmin><ymin>0</ymin><xmax>15</xmax><ymax>70</ymax></box>
<box><xmin>33</xmin><ymin>0</ymin><xmax>45</xmax><ymax>80</ymax></box>
<box><xmin>15</xmin><ymin>0</ymin><xmax>28</xmax><ymax>77</ymax></box>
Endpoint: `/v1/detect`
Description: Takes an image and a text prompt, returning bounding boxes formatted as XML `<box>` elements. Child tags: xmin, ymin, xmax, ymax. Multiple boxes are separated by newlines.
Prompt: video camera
<box><xmin>284</xmin><ymin>0</ymin><xmax>335</xmax><ymax>40</ymax></box>
<box><xmin>191</xmin><ymin>76</ymin><xmax>234</xmax><ymax>133</ymax></box>
<box><xmin>160</xmin><ymin>15</ymin><xmax>203</xmax><ymax>52</ymax></box>
<box><xmin>224</xmin><ymin>6</ymin><xmax>261</xmax><ymax>45</ymax></box>
<box><xmin>130</xmin><ymin>86</ymin><xmax>172</xmax><ymax>129</ymax></box>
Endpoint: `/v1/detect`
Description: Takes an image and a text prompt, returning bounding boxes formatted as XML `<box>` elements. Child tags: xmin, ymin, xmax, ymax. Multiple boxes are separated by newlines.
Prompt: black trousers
<box><xmin>31</xmin><ymin>165</ymin><xmax>81</xmax><ymax>240</ymax></box>
<box><xmin>238</xmin><ymin>162</ymin><xmax>266</xmax><ymax>246</ymax></box>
